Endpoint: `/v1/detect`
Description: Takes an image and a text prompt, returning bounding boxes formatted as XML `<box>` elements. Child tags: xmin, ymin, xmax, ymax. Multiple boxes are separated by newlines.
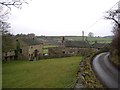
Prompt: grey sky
<box><xmin>8</xmin><ymin>0</ymin><xmax>119</xmax><ymax>36</ymax></box>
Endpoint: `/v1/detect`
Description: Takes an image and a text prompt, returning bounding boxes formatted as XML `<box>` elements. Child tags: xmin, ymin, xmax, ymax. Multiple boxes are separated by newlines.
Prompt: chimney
<box><xmin>61</xmin><ymin>36</ymin><xmax>65</xmax><ymax>47</ymax></box>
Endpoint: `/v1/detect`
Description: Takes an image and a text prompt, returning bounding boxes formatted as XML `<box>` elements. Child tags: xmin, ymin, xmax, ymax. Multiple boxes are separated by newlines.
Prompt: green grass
<box><xmin>65</xmin><ymin>36</ymin><xmax>112</xmax><ymax>43</ymax></box>
<box><xmin>2</xmin><ymin>56</ymin><xmax>81</xmax><ymax>88</ymax></box>
<box><xmin>43</xmin><ymin>45</ymin><xmax>58</xmax><ymax>49</ymax></box>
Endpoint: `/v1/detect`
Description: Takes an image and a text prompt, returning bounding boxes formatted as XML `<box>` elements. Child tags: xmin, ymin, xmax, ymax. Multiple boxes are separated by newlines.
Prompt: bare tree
<box><xmin>0</xmin><ymin>0</ymin><xmax>29</xmax><ymax>34</ymax></box>
<box><xmin>0</xmin><ymin>0</ymin><xmax>29</xmax><ymax>53</ymax></box>
<box><xmin>105</xmin><ymin>9</ymin><xmax>120</xmax><ymax>27</ymax></box>
<box><xmin>0</xmin><ymin>0</ymin><xmax>28</xmax><ymax>9</ymax></box>
<box><xmin>105</xmin><ymin>5</ymin><xmax>120</xmax><ymax>68</ymax></box>
<box><xmin>0</xmin><ymin>20</ymin><xmax>11</xmax><ymax>35</ymax></box>
<box><xmin>105</xmin><ymin>8</ymin><xmax>120</xmax><ymax>48</ymax></box>
<box><xmin>0</xmin><ymin>0</ymin><xmax>28</xmax><ymax>20</ymax></box>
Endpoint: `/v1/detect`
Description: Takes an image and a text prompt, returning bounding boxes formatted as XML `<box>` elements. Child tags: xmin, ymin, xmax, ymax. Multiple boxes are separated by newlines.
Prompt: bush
<box><xmin>110</xmin><ymin>26</ymin><xmax>120</xmax><ymax>69</ymax></box>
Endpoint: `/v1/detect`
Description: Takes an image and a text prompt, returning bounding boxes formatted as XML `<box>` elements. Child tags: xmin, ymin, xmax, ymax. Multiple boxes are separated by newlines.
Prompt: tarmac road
<box><xmin>92</xmin><ymin>52</ymin><xmax>120</xmax><ymax>88</ymax></box>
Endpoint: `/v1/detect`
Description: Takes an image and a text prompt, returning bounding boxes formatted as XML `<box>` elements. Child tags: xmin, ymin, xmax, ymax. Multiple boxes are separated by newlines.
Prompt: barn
<box><xmin>21</xmin><ymin>37</ymin><xmax>43</xmax><ymax>60</ymax></box>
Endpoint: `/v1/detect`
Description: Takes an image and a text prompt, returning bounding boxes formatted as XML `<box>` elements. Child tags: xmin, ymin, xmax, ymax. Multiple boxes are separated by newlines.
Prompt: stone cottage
<box><xmin>65</xmin><ymin>41</ymin><xmax>90</xmax><ymax>48</ymax></box>
<box><xmin>21</xmin><ymin>37</ymin><xmax>43</xmax><ymax>60</ymax></box>
<box><xmin>22</xmin><ymin>44</ymin><xmax>43</xmax><ymax>60</ymax></box>
<box><xmin>48</xmin><ymin>40</ymin><xmax>91</xmax><ymax>57</ymax></box>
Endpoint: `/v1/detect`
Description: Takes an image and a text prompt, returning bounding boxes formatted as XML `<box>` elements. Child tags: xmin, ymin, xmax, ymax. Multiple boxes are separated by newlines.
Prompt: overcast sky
<box><xmin>8</xmin><ymin>0</ymin><xmax>119</xmax><ymax>36</ymax></box>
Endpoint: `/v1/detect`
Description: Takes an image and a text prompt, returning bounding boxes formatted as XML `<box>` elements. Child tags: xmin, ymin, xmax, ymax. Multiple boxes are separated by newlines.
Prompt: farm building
<box><xmin>22</xmin><ymin>44</ymin><xmax>43</xmax><ymax>60</ymax></box>
<box><xmin>21</xmin><ymin>37</ymin><xmax>43</xmax><ymax>60</ymax></box>
<box><xmin>48</xmin><ymin>47</ymin><xmax>91</xmax><ymax>57</ymax></box>
<box><xmin>48</xmin><ymin>41</ymin><xmax>91</xmax><ymax>57</ymax></box>
<box><xmin>65</xmin><ymin>41</ymin><xmax>90</xmax><ymax>48</ymax></box>
<box><xmin>48</xmin><ymin>47</ymin><xmax>77</xmax><ymax>57</ymax></box>
<box><xmin>2</xmin><ymin>50</ymin><xmax>15</xmax><ymax>61</ymax></box>
<box><xmin>2</xmin><ymin>35</ymin><xmax>43</xmax><ymax>60</ymax></box>
<box><xmin>48</xmin><ymin>40</ymin><xmax>110</xmax><ymax>57</ymax></box>
<box><xmin>92</xmin><ymin>43</ymin><xmax>110</xmax><ymax>49</ymax></box>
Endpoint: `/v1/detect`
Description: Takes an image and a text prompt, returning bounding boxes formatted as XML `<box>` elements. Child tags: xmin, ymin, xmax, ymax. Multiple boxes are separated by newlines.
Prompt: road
<box><xmin>92</xmin><ymin>52</ymin><xmax>120</xmax><ymax>88</ymax></box>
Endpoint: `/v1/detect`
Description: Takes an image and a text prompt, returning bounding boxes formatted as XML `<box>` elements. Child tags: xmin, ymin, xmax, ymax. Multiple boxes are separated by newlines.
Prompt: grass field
<box><xmin>2</xmin><ymin>56</ymin><xmax>81</xmax><ymax>88</ymax></box>
<box><xmin>38</xmin><ymin>36</ymin><xmax>112</xmax><ymax>44</ymax></box>
<box><xmin>65</xmin><ymin>36</ymin><xmax>112</xmax><ymax>43</ymax></box>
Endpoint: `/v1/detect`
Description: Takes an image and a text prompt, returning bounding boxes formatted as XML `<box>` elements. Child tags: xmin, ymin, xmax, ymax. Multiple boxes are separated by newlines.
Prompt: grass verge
<box><xmin>76</xmin><ymin>50</ymin><xmax>104</xmax><ymax>88</ymax></box>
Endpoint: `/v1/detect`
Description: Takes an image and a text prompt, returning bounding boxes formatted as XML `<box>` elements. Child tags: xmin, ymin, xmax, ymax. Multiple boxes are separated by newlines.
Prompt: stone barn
<box><xmin>65</xmin><ymin>41</ymin><xmax>90</xmax><ymax>48</ymax></box>
<box><xmin>21</xmin><ymin>37</ymin><xmax>43</xmax><ymax>60</ymax></box>
<box><xmin>48</xmin><ymin>41</ymin><xmax>91</xmax><ymax>57</ymax></box>
<box><xmin>22</xmin><ymin>44</ymin><xmax>43</xmax><ymax>60</ymax></box>
<box><xmin>2</xmin><ymin>50</ymin><xmax>15</xmax><ymax>61</ymax></box>
<box><xmin>92</xmin><ymin>43</ymin><xmax>110</xmax><ymax>49</ymax></box>
<box><xmin>48</xmin><ymin>47</ymin><xmax>78</xmax><ymax>57</ymax></box>
<box><xmin>48</xmin><ymin>47</ymin><xmax>92</xmax><ymax>57</ymax></box>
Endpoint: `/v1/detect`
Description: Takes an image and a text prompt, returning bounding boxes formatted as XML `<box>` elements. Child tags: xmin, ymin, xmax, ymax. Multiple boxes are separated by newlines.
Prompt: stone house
<box><xmin>48</xmin><ymin>47</ymin><xmax>78</xmax><ymax>57</ymax></box>
<box><xmin>48</xmin><ymin>41</ymin><xmax>89</xmax><ymax>57</ymax></box>
<box><xmin>22</xmin><ymin>44</ymin><xmax>43</xmax><ymax>60</ymax></box>
<box><xmin>21</xmin><ymin>37</ymin><xmax>43</xmax><ymax>60</ymax></box>
<box><xmin>48</xmin><ymin>41</ymin><xmax>91</xmax><ymax>57</ymax></box>
<box><xmin>48</xmin><ymin>47</ymin><xmax>92</xmax><ymax>57</ymax></box>
<box><xmin>2</xmin><ymin>50</ymin><xmax>15</xmax><ymax>60</ymax></box>
<box><xmin>65</xmin><ymin>41</ymin><xmax>90</xmax><ymax>48</ymax></box>
<box><xmin>48</xmin><ymin>40</ymin><xmax>110</xmax><ymax>57</ymax></box>
<box><xmin>92</xmin><ymin>43</ymin><xmax>110</xmax><ymax>49</ymax></box>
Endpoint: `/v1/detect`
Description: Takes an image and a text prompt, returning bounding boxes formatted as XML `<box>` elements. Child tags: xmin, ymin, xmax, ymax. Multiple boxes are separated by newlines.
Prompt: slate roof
<box><xmin>92</xmin><ymin>43</ymin><xmax>110</xmax><ymax>49</ymax></box>
<box><xmin>21</xmin><ymin>37</ymin><xmax>42</xmax><ymax>46</ymax></box>
<box><xmin>65</xmin><ymin>41</ymin><xmax>90</xmax><ymax>48</ymax></box>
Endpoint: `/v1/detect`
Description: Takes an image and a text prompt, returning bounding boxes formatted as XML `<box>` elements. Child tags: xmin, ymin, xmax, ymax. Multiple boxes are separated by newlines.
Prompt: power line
<box><xmin>84</xmin><ymin>1</ymin><xmax>119</xmax><ymax>32</ymax></box>
<box><xmin>85</xmin><ymin>18</ymin><xmax>102</xmax><ymax>31</ymax></box>
<box><xmin>108</xmin><ymin>1</ymin><xmax>119</xmax><ymax>11</ymax></box>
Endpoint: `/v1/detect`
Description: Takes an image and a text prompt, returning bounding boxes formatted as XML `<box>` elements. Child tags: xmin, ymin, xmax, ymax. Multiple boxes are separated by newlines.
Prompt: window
<box><xmin>62</xmin><ymin>51</ymin><xmax>65</xmax><ymax>54</ymax></box>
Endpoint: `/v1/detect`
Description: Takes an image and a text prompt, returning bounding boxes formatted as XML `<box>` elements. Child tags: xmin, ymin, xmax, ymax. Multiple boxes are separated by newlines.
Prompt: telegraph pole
<box><xmin>0</xmin><ymin>27</ymin><xmax>1</xmax><ymax>90</ymax></box>
<box><xmin>82</xmin><ymin>31</ymin><xmax>84</xmax><ymax>41</ymax></box>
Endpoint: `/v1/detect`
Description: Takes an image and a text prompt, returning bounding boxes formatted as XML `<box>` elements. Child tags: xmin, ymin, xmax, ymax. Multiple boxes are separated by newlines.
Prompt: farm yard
<box><xmin>2</xmin><ymin>56</ymin><xmax>81</xmax><ymax>88</ymax></box>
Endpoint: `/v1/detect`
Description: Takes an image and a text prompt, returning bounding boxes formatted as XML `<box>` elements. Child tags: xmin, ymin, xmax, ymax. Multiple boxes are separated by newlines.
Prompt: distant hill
<box><xmin>37</xmin><ymin>36</ymin><xmax>112</xmax><ymax>45</ymax></box>
<box><xmin>20</xmin><ymin>37</ymin><xmax>42</xmax><ymax>46</ymax></box>
<box><xmin>103</xmin><ymin>35</ymin><xmax>113</xmax><ymax>38</ymax></box>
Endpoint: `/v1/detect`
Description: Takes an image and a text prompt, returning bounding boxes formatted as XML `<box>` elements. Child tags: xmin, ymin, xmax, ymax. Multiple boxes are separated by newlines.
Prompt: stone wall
<box><xmin>48</xmin><ymin>47</ymin><xmax>67</xmax><ymax>57</ymax></box>
<box><xmin>2</xmin><ymin>50</ymin><xmax>15</xmax><ymax>60</ymax></box>
<box><xmin>21</xmin><ymin>45</ymin><xmax>29</xmax><ymax>59</ymax></box>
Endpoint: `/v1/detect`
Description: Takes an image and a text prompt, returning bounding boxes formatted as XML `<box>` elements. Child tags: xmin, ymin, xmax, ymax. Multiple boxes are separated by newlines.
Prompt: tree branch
<box><xmin>107</xmin><ymin>17</ymin><xmax>120</xmax><ymax>26</ymax></box>
<box><xmin>105</xmin><ymin>9</ymin><xmax>120</xmax><ymax>28</ymax></box>
<box><xmin>0</xmin><ymin>0</ymin><xmax>28</xmax><ymax>9</ymax></box>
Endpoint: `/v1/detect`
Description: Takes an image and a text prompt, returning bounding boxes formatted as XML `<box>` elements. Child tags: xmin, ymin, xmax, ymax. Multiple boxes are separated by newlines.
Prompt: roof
<box><xmin>92</xmin><ymin>43</ymin><xmax>110</xmax><ymax>49</ymax></box>
<box><xmin>65</xmin><ymin>41</ymin><xmax>90</xmax><ymax>48</ymax></box>
<box><xmin>21</xmin><ymin>37</ymin><xmax>42</xmax><ymax>46</ymax></box>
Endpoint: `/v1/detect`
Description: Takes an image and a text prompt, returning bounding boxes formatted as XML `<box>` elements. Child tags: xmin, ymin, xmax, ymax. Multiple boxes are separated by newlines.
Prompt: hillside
<box><xmin>37</xmin><ymin>36</ymin><xmax>112</xmax><ymax>45</ymax></box>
